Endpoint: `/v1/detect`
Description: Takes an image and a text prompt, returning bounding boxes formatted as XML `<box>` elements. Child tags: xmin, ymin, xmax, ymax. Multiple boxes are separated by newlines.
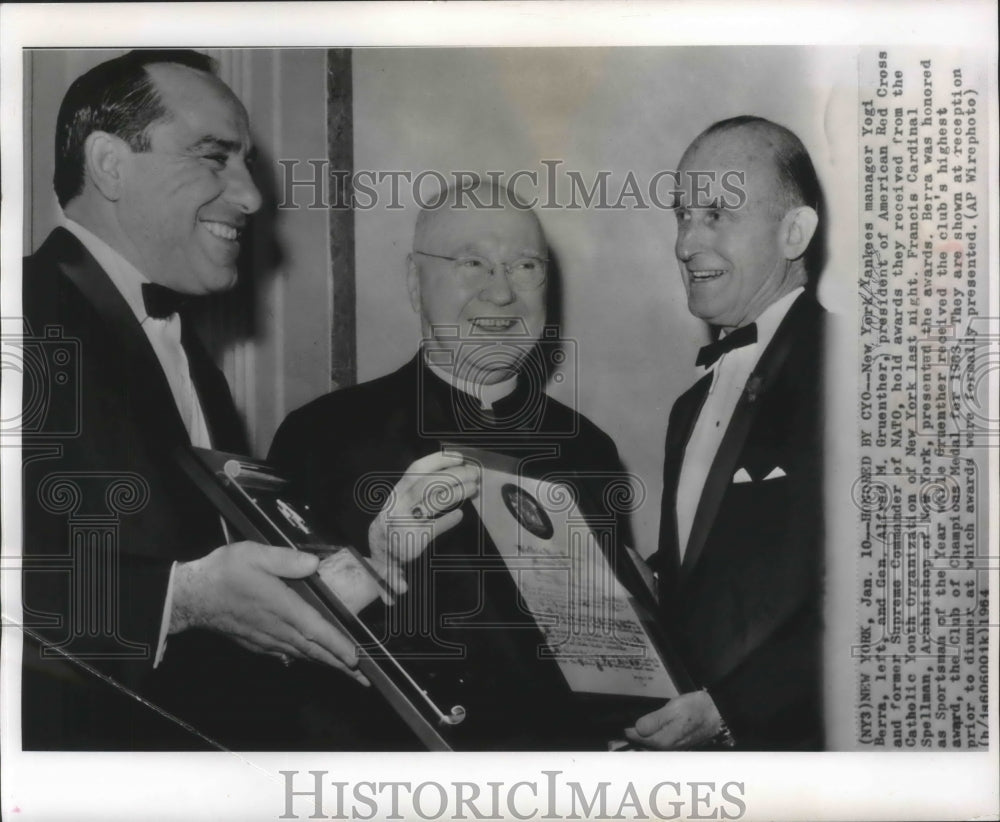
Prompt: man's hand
<box><xmin>367</xmin><ymin>451</ymin><xmax>480</xmax><ymax>593</ymax></box>
<box><xmin>170</xmin><ymin>541</ymin><xmax>367</xmax><ymax>683</ymax></box>
<box><xmin>624</xmin><ymin>690</ymin><xmax>724</xmax><ymax>750</ymax></box>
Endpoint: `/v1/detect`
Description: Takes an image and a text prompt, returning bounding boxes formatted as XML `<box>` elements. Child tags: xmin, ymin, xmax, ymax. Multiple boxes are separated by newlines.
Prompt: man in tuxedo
<box><xmin>626</xmin><ymin>116</ymin><xmax>826</xmax><ymax>751</ymax></box>
<box><xmin>20</xmin><ymin>50</ymin><xmax>458</xmax><ymax>750</ymax></box>
<box><xmin>268</xmin><ymin>183</ymin><xmax>636</xmax><ymax>749</ymax></box>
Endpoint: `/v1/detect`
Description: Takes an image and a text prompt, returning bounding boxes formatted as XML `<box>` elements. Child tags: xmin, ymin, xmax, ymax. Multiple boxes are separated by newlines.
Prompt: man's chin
<box><xmin>193</xmin><ymin>265</ymin><xmax>239</xmax><ymax>295</ymax></box>
<box><xmin>687</xmin><ymin>296</ymin><xmax>730</xmax><ymax>326</ymax></box>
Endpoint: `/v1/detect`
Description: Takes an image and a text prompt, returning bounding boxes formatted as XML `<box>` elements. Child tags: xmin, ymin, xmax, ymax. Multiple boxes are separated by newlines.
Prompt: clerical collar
<box><xmin>423</xmin><ymin>354</ymin><xmax>519</xmax><ymax>410</ymax></box>
<box><xmin>62</xmin><ymin>217</ymin><xmax>154</xmax><ymax>326</ymax></box>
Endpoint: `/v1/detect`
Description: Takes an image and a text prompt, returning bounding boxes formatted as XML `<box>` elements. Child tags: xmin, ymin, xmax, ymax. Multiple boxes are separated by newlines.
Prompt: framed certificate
<box><xmin>445</xmin><ymin>444</ymin><xmax>696</xmax><ymax>738</ymax></box>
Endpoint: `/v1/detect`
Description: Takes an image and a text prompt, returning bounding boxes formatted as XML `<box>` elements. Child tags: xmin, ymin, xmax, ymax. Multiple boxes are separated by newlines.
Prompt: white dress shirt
<box><xmin>63</xmin><ymin>218</ymin><xmax>213</xmax><ymax>664</ymax></box>
<box><xmin>676</xmin><ymin>287</ymin><xmax>804</xmax><ymax>558</ymax></box>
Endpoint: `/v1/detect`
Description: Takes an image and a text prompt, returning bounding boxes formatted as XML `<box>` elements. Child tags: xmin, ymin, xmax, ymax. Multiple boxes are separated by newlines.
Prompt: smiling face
<box><xmin>674</xmin><ymin>128</ymin><xmax>805</xmax><ymax>329</ymax></box>
<box><xmin>114</xmin><ymin>63</ymin><xmax>261</xmax><ymax>294</ymax></box>
<box><xmin>408</xmin><ymin>202</ymin><xmax>547</xmax><ymax>385</ymax></box>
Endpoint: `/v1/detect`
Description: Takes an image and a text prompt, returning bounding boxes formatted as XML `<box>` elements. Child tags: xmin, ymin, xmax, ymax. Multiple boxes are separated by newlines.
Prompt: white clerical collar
<box><xmin>62</xmin><ymin>217</ymin><xmax>154</xmax><ymax>325</ymax></box>
<box><xmin>424</xmin><ymin>353</ymin><xmax>519</xmax><ymax>411</ymax></box>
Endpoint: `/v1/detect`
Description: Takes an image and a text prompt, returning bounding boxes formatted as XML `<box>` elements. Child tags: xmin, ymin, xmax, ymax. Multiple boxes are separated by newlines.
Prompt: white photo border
<box><xmin>2</xmin><ymin>3</ymin><xmax>997</xmax><ymax>821</ymax></box>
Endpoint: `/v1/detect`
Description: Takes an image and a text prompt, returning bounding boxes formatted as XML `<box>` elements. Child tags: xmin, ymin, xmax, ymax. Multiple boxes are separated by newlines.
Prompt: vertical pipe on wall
<box><xmin>326</xmin><ymin>49</ymin><xmax>356</xmax><ymax>391</ymax></box>
<box><xmin>269</xmin><ymin>50</ymin><xmax>286</xmax><ymax>438</ymax></box>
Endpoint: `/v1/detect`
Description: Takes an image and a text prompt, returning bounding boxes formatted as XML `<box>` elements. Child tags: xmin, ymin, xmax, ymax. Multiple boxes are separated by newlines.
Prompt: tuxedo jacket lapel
<box><xmin>44</xmin><ymin>228</ymin><xmax>247</xmax><ymax>454</ymax></box>
<box><xmin>680</xmin><ymin>294</ymin><xmax>813</xmax><ymax>580</ymax></box>
<box><xmin>180</xmin><ymin>317</ymin><xmax>247</xmax><ymax>453</ymax></box>
<box><xmin>45</xmin><ymin>230</ymin><xmax>192</xmax><ymax>452</ymax></box>
<box><xmin>657</xmin><ymin>373</ymin><xmax>712</xmax><ymax>592</ymax></box>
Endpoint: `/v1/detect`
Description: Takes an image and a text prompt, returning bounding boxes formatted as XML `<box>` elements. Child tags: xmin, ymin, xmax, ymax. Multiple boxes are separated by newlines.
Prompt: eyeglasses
<box><xmin>413</xmin><ymin>250</ymin><xmax>548</xmax><ymax>291</ymax></box>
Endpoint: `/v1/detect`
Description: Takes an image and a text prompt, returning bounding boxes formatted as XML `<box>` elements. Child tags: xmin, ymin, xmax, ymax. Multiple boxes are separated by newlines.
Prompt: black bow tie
<box><xmin>695</xmin><ymin>322</ymin><xmax>758</xmax><ymax>367</ymax></box>
<box><xmin>142</xmin><ymin>283</ymin><xmax>190</xmax><ymax>319</ymax></box>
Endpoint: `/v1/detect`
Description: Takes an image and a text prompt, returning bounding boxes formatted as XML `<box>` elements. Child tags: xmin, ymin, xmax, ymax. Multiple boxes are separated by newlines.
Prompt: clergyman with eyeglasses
<box><xmin>268</xmin><ymin>180</ymin><xmax>634</xmax><ymax>749</ymax></box>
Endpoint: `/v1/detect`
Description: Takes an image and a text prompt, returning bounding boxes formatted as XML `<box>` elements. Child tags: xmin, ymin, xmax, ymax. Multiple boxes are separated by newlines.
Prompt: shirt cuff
<box><xmin>153</xmin><ymin>561</ymin><xmax>179</xmax><ymax>668</ymax></box>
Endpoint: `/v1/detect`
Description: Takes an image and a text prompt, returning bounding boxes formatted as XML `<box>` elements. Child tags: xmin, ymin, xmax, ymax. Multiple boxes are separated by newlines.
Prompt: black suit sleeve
<box><xmin>20</xmin><ymin>235</ymin><xmax>261</xmax><ymax>749</ymax></box>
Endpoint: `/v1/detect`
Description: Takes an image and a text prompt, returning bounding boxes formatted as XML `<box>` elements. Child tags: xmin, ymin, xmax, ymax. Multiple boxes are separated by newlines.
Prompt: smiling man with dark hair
<box><xmin>53</xmin><ymin>50</ymin><xmax>217</xmax><ymax>207</ymax></box>
<box><xmin>21</xmin><ymin>50</ymin><xmax>453</xmax><ymax>750</ymax></box>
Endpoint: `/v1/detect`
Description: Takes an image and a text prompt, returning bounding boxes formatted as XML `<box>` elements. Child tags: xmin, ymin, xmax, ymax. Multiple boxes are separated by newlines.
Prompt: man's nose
<box><xmin>226</xmin><ymin>161</ymin><xmax>263</xmax><ymax>215</ymax></box>
<box><xmin>675</xmin><ymin>219</ymin><xmax>705</xmax><ymax>261</ymax></box>
<box><xmin>479</xmin><ymin>266</ymin><xmax>516</xmax><ymax>305</ymax></box>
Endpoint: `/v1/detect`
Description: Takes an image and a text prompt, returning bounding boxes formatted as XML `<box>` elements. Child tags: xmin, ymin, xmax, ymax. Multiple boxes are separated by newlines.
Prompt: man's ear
<box><xmin>83</xmin><ymin>131</ymin><xmax>129</xmax><ymax>202</ymax></box>
<box><xmin>405</xmin><ymin>254</ymin><xmax>422</xmax><ymax>313</ymax></box>
<box><xmin>780</xmin><ymin>205</ymin><xmax>819</xmax><ymax>261</ymax></box>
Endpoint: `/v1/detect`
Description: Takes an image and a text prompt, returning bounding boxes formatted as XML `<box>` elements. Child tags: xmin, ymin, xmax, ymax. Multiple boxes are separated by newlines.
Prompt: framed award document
<box><xmin>178</xmin><ymin>445</ymin><xmax>693</xmax><ymax>751</ymax></box>
<box><xmin>445</xmin><ymin>445</ymin><xmax>695</xmax><ymax>741</ymax></box>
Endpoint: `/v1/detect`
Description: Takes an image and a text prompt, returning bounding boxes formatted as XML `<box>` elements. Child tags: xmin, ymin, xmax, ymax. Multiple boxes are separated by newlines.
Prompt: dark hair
<box><xmin>697</xmin><ymin>115</ymin><xmax>827</xmax><ymax>284</ymax></box>
<box><xmin>54</xmin><ymin>49</ymin><xmax>217</xmax><ymax>207</ymax></box>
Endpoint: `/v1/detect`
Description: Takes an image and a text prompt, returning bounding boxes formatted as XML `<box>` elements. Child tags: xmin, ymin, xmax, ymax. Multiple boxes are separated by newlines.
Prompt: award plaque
<box><xmin>176</xmin><ymin>446</ymin><xmax>467</xmax><ymax>751</ymax></box>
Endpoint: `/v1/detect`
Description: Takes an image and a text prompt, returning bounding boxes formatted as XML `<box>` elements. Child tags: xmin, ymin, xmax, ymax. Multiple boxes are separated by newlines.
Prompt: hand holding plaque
<box><xmin>171</xmin><ymin>540</ymin><xmax>364</xmax><ymax>677</ymax></box>
<box><xmin>366</xmin><ymin>451</ymin><xmax>481</xmax><ymax>595</ymax></box>
<box><xmin>311</xmin><ymin>452</ymin><xmax>481</xmax><ymax>612</ymax></box>
<box><xmin>624</xmin><ymin>689</ymin><xmax>725</xmax><ymax>749</ymax></box>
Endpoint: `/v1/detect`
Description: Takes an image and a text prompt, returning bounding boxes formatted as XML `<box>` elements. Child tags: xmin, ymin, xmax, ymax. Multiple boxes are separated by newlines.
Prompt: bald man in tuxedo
<box><xmin>627</xmin><ymin>116</ymin><xmax>826</xmax><ymax>751</ymax></box>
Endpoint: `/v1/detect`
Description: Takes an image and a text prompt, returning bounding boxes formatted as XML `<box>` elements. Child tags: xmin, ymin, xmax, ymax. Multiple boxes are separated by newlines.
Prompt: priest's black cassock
<box><xmin>268</xmin><ymin>354</ymin><xmax>635</xmax><ymax>750</ymax></box>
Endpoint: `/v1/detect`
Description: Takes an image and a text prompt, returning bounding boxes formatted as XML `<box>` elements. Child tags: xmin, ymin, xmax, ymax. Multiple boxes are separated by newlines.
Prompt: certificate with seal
<box><xmin>446</xmin><ymin>445</ymin><xmax>693</xmax><ymax>727</ymax></box>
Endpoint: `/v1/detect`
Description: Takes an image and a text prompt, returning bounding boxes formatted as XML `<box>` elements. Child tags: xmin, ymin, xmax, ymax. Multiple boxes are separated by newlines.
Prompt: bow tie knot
<box><xmin>695</xmin><ymin>322</ymin><xmax>758</xmax><ymax>367</ymax></box>
<box><xmin>142</xmin><ymin>283</ymin><xmax>190</xmax><ymax>320</ymax></box>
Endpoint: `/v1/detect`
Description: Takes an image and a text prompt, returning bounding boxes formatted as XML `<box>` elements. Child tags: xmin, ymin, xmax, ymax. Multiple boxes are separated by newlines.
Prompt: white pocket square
<box><xmin>763</xmin><ymin>466</ymin><xmax>787</xmax><ymax>480</ymax></box>
<box><xmin>732</xmin><ymin>467</ymin><xmax>753</xmax><ymax>484</ymax></box>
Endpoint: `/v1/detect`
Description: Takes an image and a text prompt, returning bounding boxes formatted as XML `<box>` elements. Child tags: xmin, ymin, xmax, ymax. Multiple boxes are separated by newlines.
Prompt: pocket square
<box><xmin>732</xmin><ymin>467</ymin><xmax>753</xmax><ymax>484</ymax></box>
<box><xmin>763</xmin><ymin>466</ymin><xmax>787</xmax><ymax>480</ymax></box>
